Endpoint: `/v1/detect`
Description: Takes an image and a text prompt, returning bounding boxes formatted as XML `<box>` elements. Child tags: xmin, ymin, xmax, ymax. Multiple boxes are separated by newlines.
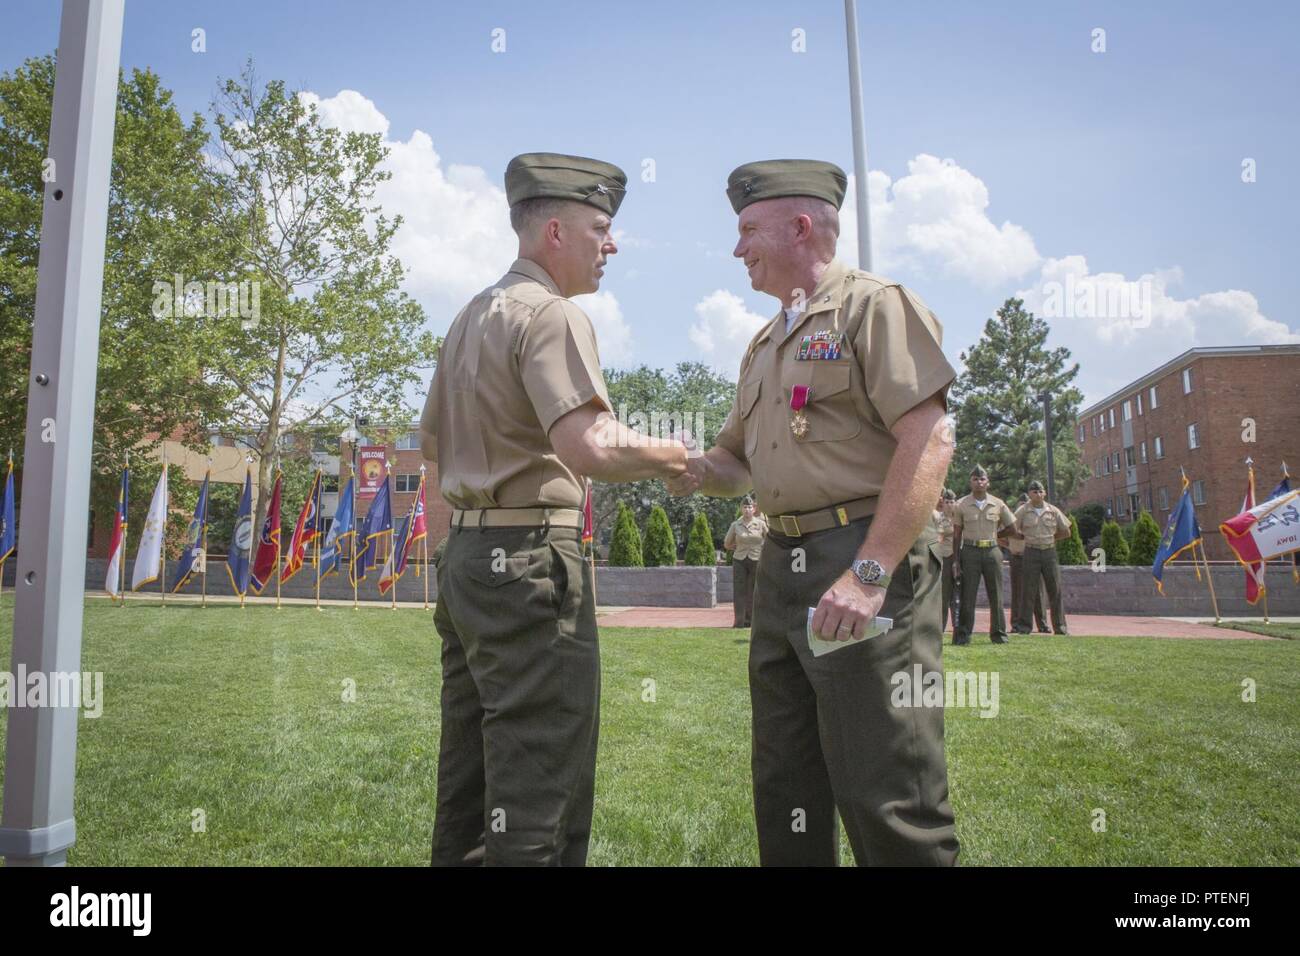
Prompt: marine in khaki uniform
<box><xmin>1002</xmin><ymin>492</ymin><xmax>1047</xmax><ymax>634</ymax></box>
<box><xmin>420</xmin><ymin>153</ymin><xmax>690</xmax><ymax>866</ymax></box>
<box><xmin>724</xmin><ymin>497</ymin><xmax>767</xmax><ymax>628</ymax></box>
<box><xmin>1014</xmin><ymin>480</ymin><xmax>1071</xmax><ymax>635</ymax></box>
<box><xmin>671</xmin><ymin>159</ymin><xmax>959</xmax><ymax>866</ymax></box>
<box><xmin>935</xmin><ymin>489</ymin><xmax>957</xmax><ymax>632</ymax></box>
<box><xmin>952</xmin><ymin>465</ymin><xmax>1018</xmax><ymax>644</ymax></box>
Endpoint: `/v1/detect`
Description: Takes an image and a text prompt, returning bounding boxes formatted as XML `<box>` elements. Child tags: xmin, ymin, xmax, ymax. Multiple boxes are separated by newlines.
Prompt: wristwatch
<box><xmin>851</xmin><ymin>558</ymin><xmax>890</xmax><ymax>590</ymax></box>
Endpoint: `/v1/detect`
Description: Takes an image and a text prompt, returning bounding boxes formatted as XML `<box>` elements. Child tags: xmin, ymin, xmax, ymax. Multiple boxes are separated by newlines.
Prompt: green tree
<box><xmin>1057</xmin><ymin>514</ymin><xmax>1087</xmax><ymax>565</ymax></box>
<box><xmin>684</xmin><ymin>512</ymin><xmax>716</xmax><ymax>566</ymax></box>
<box><xmin>947</xmin><ymin>298</ymin><xmax>1087</xmax><ymax>500</ymax></box>
<box><xmin>642</xmin><ymin>505</ymin><xmax>677</xmax><ymax>567</ymax></box>
<box><xmin>1073</xmin><ymin>502</ymin><xmax>1105</xmax><ymax>547</ymax></box>
<box><xmin>592</xmin><ymin>362</ymin><xmax>740</xmax><ymax>548</ymax></box>
<box><xmin>0</xmin><ymin>56</ymin><xmax>230</xmax><ymax>524</ymax></box>
<box><xmin>607</xmin><ymin>501</ymin><xmax>643</xmax><ymax>567</ymax></box>
<box><xmin>1129</xmin><ymin>510</ymin><xmax>1162</xmax><ymax>567</ymax></box>
<box><xmin>1099</xmin><ymin>520</ymin><xmax>1130</xmax><ymax>566</ymax></box>
<box><xmin>198</xmin><ymin>62</ymin><xmax>437</xmax><ymax>532</ymax></box>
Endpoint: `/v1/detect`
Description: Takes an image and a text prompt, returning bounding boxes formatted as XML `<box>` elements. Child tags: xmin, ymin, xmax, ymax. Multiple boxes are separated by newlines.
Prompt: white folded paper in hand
<box><xmin>807</xmin><ymin>607</ymin><xmax>893</xmax><ymax>657</ymax></box>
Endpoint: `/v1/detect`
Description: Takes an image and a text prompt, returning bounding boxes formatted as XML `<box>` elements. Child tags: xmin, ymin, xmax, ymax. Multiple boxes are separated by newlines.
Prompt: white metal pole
<box><xmin>0</xmin><ymin>0</ymin><xmax>124</xmax><ymax>867</ymax></box>
<box><xmin>844</xmin><ymin>0</ymin><xmax>873</xmax><ymax>271</ymax></box>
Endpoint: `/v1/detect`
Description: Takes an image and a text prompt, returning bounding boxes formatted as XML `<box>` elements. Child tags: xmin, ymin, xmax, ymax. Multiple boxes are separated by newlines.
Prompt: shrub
<box><xmin>1057</xmin><ymin>515</ymin><xmax>1087</xmax><ymax>565</ymax></box>
<box><xmin>641</xmin><ymin>505</ymin><xmax>677</xmax><ymax>567</ymax></box>
<box><xmin>1099</xmin><ymin>520</ymin><xmax>1130</xmax><ymax>566</ymax></box>
<box><xmin>608</xmin><ymin>501</ymin><xmax>644</xmax><ymax>567</ymax></box>
<box><xmin>684</xmin><ymin>512</ymin><xmax>716</xmax><ymax>566</ymax></box>
<box><xmin>1129</xmin><ymin>510</ymin><xmax>1162</xmax><ymax>567</ymax></box>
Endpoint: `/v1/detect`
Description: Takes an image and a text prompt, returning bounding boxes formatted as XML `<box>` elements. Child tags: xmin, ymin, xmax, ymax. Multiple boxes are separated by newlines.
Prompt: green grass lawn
<box><xmin>1</xmin><ymin>597</ymin><xmax>1297</xmax><ymax>865</ymax></box>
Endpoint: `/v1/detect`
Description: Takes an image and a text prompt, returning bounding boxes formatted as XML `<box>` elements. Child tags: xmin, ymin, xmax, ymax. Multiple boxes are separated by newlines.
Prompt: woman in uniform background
<box><xmin>724</xmin><ymin>497</ymin><xmax>767</xmax><ymax>629</ymax></box>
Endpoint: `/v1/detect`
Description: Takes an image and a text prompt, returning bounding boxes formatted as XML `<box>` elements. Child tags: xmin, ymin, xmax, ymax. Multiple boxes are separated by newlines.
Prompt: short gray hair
<box><xmin>510</xmin><ymin>197</ymin><xmax>574</xmax><ymax>236</ymax></box>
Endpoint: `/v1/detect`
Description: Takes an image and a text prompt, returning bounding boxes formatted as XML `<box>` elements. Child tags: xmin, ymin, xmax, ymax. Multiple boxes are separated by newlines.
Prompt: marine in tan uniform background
<box><xmin>724</xmin><ymin>497</ymin><xmax>767</xmax><ymax>628</ymax></box>
<box><xmin>671</xmin><ymin>159</ymin><xmax>959</xmax><ymax>866</ymax></box>
<box><xmin>419</xmin><ymin>152</ymin><xmax>690</xmax><ymax>866</ymax></box>
<box><xmin>1003</xmin><ymin>491</ymin><xmax>1047</xmax><ymax>634</ymax></box>
<box><xmin>1014</xmin><ymin>480</ymin><xmax>1072</xmax><ymax>635</ymax></box>
<box><xmin>952</xmin><ymin>465</ymin><xmax>1018</xmax><ymax>644</ymax></box>
<box><xmin>935</xmin><ymin>488</ymin><xmax>957</xmax><ymax>632</ymax></box>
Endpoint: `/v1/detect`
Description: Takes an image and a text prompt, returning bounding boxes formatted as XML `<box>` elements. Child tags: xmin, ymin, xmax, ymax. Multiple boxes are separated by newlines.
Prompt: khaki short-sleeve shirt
<box><xmin>1016</xmin><ymin>503</ymin><xmax>1070</xmax><ymax>548</ymax></box>
<box><xmin>419</xmin><ymin>258</ymin><xmax>611</xmax><ymax>510</ymax></box>
<box><xmin>936</xmin><ymin>510</ymin><xmax>955</xmax><ymax>558</ymax></box>
<box><xmin>714</xmin><ymin>261</ymin><xmax>955</xmax><ymax>515</ymax></box>
<box><xmin>725</xmin><ymin>516</ymin><xmax>767</xmax><ymax>561</ymax></box>
<box><xmin>953</xmin><ymin>493</ymin><xmax>1016</xmax><ymax>542</ymax></box>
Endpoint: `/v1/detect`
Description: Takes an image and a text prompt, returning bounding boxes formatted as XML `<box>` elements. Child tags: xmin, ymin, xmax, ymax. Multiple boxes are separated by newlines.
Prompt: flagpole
<box><xmin>1193</xmin><ymin>540</ymin><xmax>1220</xmax><ymax>623</ymax></box>
<box><xmin>275</xmin><ymin>460</ymin><xmax>282</xmax><ymax>612</ymax></box>
<box><xmin>201</xmin><ymin>460</ymin><xmax>210</xmax><ymax>609</ymax></box>
<box><xmin>160</xmin><ymin>448</ymin><xmax>167</xmax><ymax>608</ymax></box>
<box><xmin>121</xmin><ymin>449</ymin><xmax>128</xmax><ymax>607</ymax></box>
<box><xmin>389</xmin><ymin>458</ymin><xmax>396</xmax><ymax>611</ymax></box>
<box><xmin>314</xmin><ymin>477</ymin><xmax>322</xmax><ymax>612</ymax></box>
<box><xmin>421</xmin><ymin>464</ymin><xmax>429</xmax><ymax>611</ymax></box>
<box><xmin>352</xmin><ymin>451</ymin><xmax>359</xmax><ymax>611</ymax></box>
<box><xmin>844</xmin><ymin>0</ymin><xmax>873</xmax><ymax>271</ymax></box>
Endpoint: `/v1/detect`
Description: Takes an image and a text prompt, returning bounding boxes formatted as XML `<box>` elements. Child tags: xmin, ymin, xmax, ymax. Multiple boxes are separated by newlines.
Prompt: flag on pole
<box><xmin>226</xmin><ymin>468</ymin><xmax>254</xmax><ymax>595</ymax></box>
<box><xmin>170</xmin><ymin>471</ymin><xmax>210</xmax><ymax>592</ymax></box>
<box><xmin>1265</xmin><ymin>465</ymin><xmax>1299</xmax><ymax>584</ymax></box>
<box><xmin>1237</xmin><ymin>463</ymin><xmax>1264</xmax><ymax>604</ymax></box>
<box><xmin>379</xmin><ymin>477</ymin><xmax>426</xmax><ymax>593</ymax></box>
<box><xmin>281</xmin><ymin>470</ymin><xmax>323</xmax><ymax>584</ymax></box>
<box><xmin>319</xmin><ymin>476</ymin><xmax>355</xmax><ymax>578</ymax></box>
<box><xmin>0</xmin><ymin>450</ymin><xmax>16</xmax><ymax>566</ymax></box>
<box><xmin>1153</xmin><ymin>474</ymin><xmax>1202</xmax><ymax>594</ymax></box>
<box><xmin>105</xmin><ymin>465</ymin><xmax>129</xmax><ymax>597</ymax></box>
<box><xmin>250</xmin><ymin>471</ymin><xmax>283</xmax><ymax>594</ymax></box>
<box><xmin>1220</xmin><ymin>489</ymin><xmax>1300</xmax><ymax>577</ymax></box>
<box><xmin>131</xmin><ymin>465</ymin><xmax>169</xmax><ymax>590</ymax></box>
<box><xmin>352</xmin><ymin>472</ymin><xmax>392</xmax><ymax>585</ymax></box>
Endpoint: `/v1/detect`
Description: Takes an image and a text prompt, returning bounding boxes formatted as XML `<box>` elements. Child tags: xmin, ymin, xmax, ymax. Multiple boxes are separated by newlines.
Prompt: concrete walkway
<box><xmin>595</xmin><ymin>606</ymin><xmax>1283</xmax><ymax>639</ymax></box>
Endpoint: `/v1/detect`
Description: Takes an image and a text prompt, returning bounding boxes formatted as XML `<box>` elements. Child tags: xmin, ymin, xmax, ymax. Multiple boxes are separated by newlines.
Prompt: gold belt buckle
<box><xmin>779</xmin><ymin>514</ymin><xmax>802</xmax><ymax>537</ymax></box>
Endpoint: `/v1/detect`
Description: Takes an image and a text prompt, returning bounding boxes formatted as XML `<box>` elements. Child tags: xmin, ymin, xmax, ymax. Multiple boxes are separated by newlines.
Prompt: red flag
<box><xmin>281</xmin><ymin>470</ymin><xmax>322</xmax><ymax>584</ymax></box>
<box><xmin>249</xmin><ymin>472</ymin><xmax>283</xmax><ymax>594</ymax></box>
<box><xmin>378</xmin><ymin>476</ymin><xmax>426</xmax><ymax>594</ymax></box>
<box><xmin>1240</xmin><ymin>465</ymin><xmax>1264</xmax><ymax>605</ymax></box>
<box><xmin>582</xmin><ymin>478</ymin><xmax>594</xmax><ymax>546</ymax></box>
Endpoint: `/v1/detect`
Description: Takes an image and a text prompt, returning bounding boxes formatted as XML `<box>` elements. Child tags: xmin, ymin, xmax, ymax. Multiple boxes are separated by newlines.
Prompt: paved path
<box><xmin>595</xmin><ymin>606</ymin><xmax>1280</xmax><ymax>639</ymax></box>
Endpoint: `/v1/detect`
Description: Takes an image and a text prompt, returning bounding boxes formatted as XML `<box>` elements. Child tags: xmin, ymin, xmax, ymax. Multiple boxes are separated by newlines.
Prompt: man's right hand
<box><xmin>666</xmin><ymin>455</ymin><xmax>709</xmax><ymax>496</ymax></box>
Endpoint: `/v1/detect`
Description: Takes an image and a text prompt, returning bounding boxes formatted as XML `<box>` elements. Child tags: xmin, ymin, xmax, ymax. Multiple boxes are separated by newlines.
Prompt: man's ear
<box><xmin>793</xmin><ymin>213</ymin><xmax>813</xmax><ymax>242</ymax></box>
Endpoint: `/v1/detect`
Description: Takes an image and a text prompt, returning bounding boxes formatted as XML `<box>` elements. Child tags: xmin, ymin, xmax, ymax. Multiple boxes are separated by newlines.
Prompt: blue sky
<box><xmin>4</xmin><ymin>0</ymin><xmax>1297</xmax><ymax>408</ymax></box>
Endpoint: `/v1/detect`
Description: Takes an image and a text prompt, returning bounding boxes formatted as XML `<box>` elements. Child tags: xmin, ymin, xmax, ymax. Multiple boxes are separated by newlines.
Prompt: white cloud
<box><xmin>840</xmin><ymin>155</ymin><xmax>1040</xmax><ymax>287</ymax></box>
<box><xmin>572</xmin><ymin>289</ymin><xmax>634</xmax><ymax>367</ymax></box>
<box><xmin>688</xmin><ymin>290</ymin><xmax>769</xmax><ymax>377</ymax></box>
<box><xmin>1016</xmin><ymin>255</ymin><xmax>1300</xmax><ymax>402</ymax></box>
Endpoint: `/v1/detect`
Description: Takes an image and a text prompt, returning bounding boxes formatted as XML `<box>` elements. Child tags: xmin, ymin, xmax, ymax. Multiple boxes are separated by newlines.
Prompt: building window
<box><xmin>1102</xmin><ymin>457</ymin><xmax>1109</xmax><ymax>475</ymax></box>
<box><xmin>1137</xmin><ymin>393</ymin><xmax>1143</xmax><ymax>416</ymax></box>
<box><xmin>1106</xmin><ymin>497</ymin><xmax>1113</xmax><ymax>517</ymax></box>
<box><xmin>1140</xmin><ymin>441</ymin><xmax>1148</xmax><ymax>463</ymax></box>
<box><xmin>1159</xmin><ymin>487</ymin><xmax>1169</xmax><ymax>511</ymax></box>
<box><xmin>1113</xmin><ymin>451</ymin><xmax>1121</xmax><ymax>472</ymax></box>
<box><xmin>1079</xmin><ymin>425</ymin><xmax>1085</xmax><ymax>443</ymax></box>
<box><xmin>394</xmin><ymin>473</ymin><xmax>421</xmax><ymax>493</ymax></box>
<box><xmin>1116</xmin><ymin>496</ymin><xmax>1126</xmax><ymax>517</ymax></box>
<box><xmin>1130</xmin><ymin>493</ymin><xmax>1141</xmax><ymax>516</ymax></box>
<box><xmin>1193</xmin><ymin>480</ymin><xmax>1206</xmax><ymax>506</ymax></box>
<box><xmin>395</xmin><ymin>431</ymin><xmax>420</xmax><ymax>451</ymax></box>
<box><xmin>1149</xmin><ymin>385</ymin><xmax>1158</xmax><ymax>409</ymax></box>
<box><xmin>1122</xmin><ymin>400</ymin><xmax>1132</xmax><ymax>421</ymax></box>
<box><xmin>1154</xmin><ymin>436</ymin><xmax>1165</xmax><ymax>459</ymax></box>
<box><xmin>1188</xmin><ymin>423</ymin><xmax>1199</xmax><ymax>450</ymax></box>
<box><xmin>1125</xmin><ymin>447</ymin><xmax>1136</xmax><ymax>468</ymax></box>
<box><xmin>1182</xmin><ymin>368</ymin><xmax>1193</xmax><ymax>394</ymax></box>
<box><xmin>1109</xmin><ymin>408</ymin><xmax>1116</xmax><ymax>428</ymax></box>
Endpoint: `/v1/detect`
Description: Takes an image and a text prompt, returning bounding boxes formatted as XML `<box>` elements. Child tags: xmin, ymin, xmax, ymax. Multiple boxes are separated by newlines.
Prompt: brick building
<box><xmin>1064</xmin><ymin>345</ymin><xmax>1300</xmax><ymax>560</ymax></box>
<box><xmin>342</xmin><ymin>426</ymin><xmax>452</xmax><ymax>557</ymax></box>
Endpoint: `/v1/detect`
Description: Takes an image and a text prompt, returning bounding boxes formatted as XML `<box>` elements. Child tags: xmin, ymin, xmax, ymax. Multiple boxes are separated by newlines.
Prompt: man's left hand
<box><xmin>812</xmin><ymin>570</ymin><xmax>887</xmax><ymax>642</ymax></box>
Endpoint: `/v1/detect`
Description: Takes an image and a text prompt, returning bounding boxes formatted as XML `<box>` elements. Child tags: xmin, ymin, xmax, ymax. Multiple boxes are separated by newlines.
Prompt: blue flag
<box><xmin>320</xmin><ymin>477</ymin><xmax>355</xmax><ymax>578</ymax></box>
<box><xmin>0</xmin><ymin>452</ymin><xmax>15</xmax><ymax>565</ymax></box>
<box><xmin>1153</xmin><ymin>480</ymin><xmax>1202</xmax><ymax>593</ymax></box>
<box><xmin>170</xmin><ymin>472</ymin><xmax>210</xmax><ymax>592</ymax></box>
<box><xmin>226</xmin><ymin>469</ymin><xmax>254</xmax><ymax>596</ymax></box>
<box><xmin>352</xmin><ymin>475</ymin><xmax>392</xmax><ymax>585</ymax></box>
